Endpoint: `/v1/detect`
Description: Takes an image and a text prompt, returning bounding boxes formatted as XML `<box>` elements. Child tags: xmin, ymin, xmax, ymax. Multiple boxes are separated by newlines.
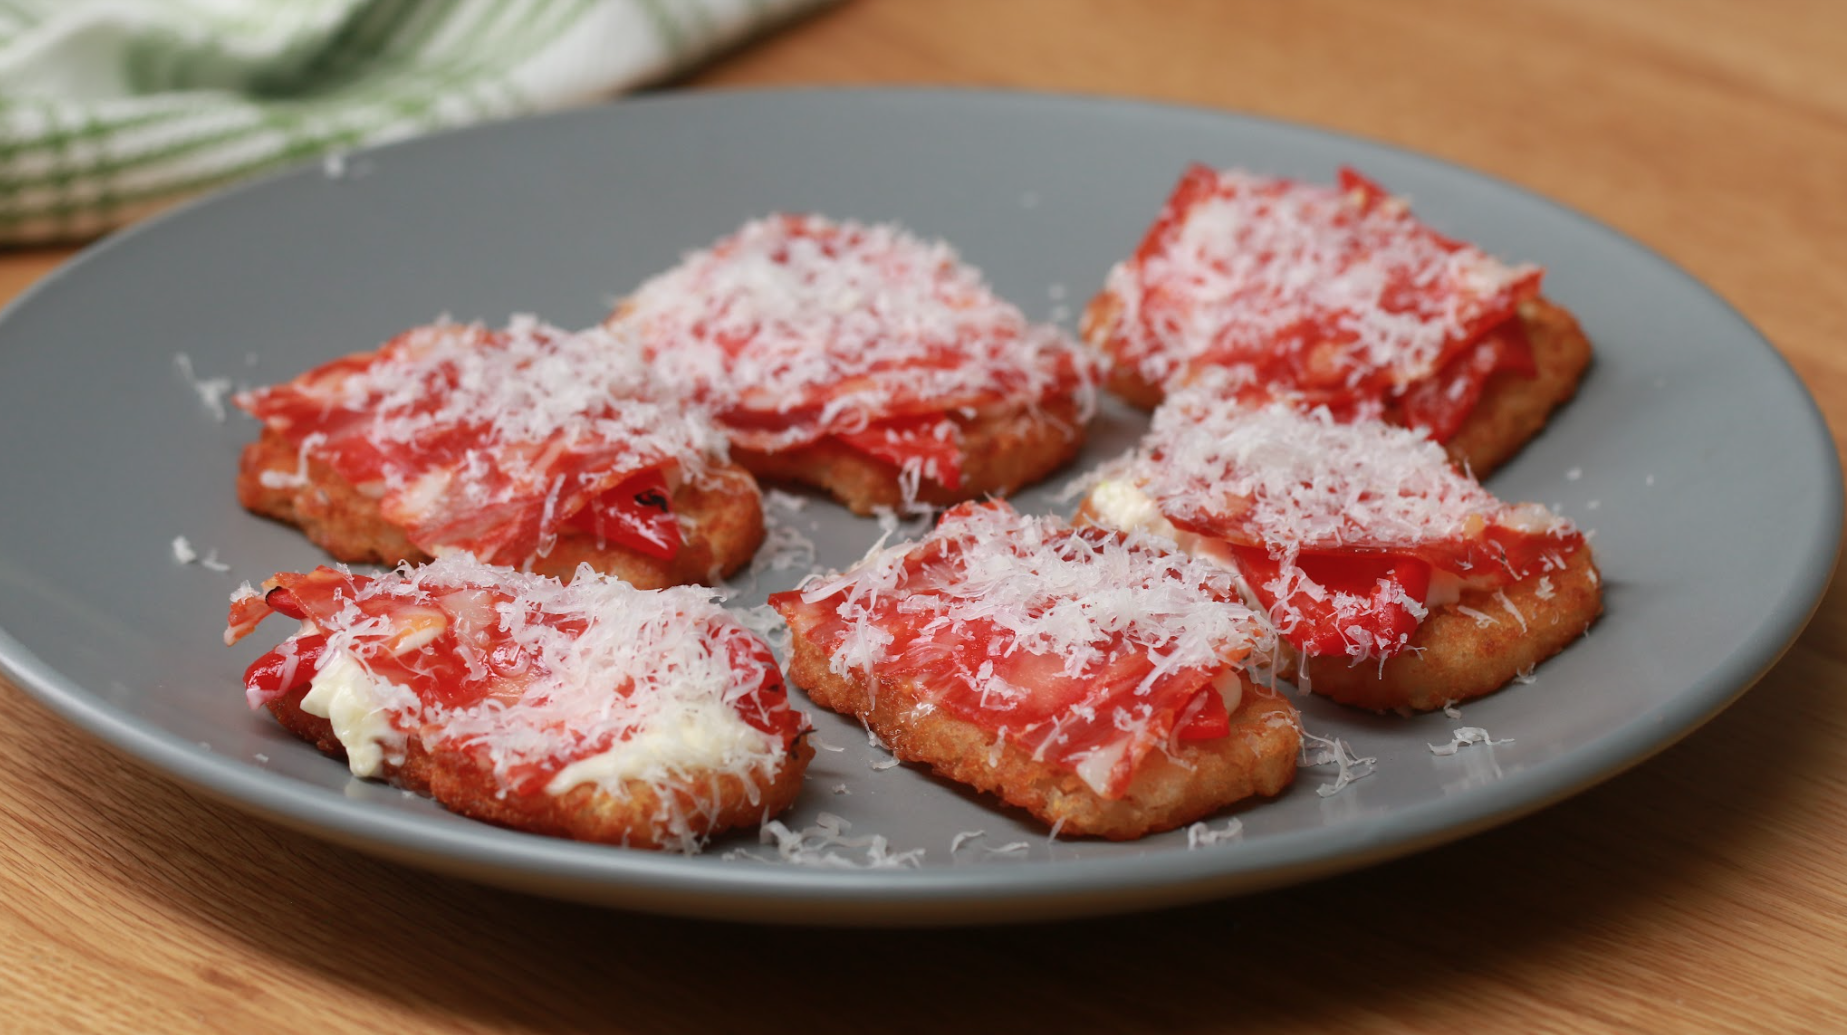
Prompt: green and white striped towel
<box><xmin>0</xmin><ymin>0</ymin><xmax>828</xmax><ymax>245</ymax></box>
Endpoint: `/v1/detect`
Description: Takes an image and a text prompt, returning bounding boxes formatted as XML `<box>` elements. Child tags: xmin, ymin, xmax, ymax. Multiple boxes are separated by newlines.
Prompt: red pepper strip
<box><xmin>243</xmin><ymin>633</ymin><xmax>327</xmax><ymax>707</ymax></box>
<box><xmin>566</xmin><ymin>466</ymin><xmax>683</xmax><ymax>561</ymax></box>
<box><xmin>1232</xmin><ymin>545</ymin><xmax>1433</xmax><ymax>659</ymax></box>
<box><xmin>268</xmin><ymin>567</ymin><xmax>499</xmax><ymax>710</ymax></box>
<box><xmin>265</xmin><ymin>586</ymin><xmax>307</xmax><ymax>620</ymax></box>
<box><xmin>835</xmin><ymin>413</ymin><xmax>964</xmax><ymax>490</ymax></box>
<box><xmin>722</xmin><ymin>626</ymin><xmax>807</xmax><ymax>746</ymax></box>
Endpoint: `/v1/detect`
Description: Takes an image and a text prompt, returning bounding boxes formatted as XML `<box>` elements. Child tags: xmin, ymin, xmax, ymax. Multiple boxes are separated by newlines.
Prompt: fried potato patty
<box><xmin>238</xmin><ymin>428</ymin><xmax>764</xmax><ymax>589</ymax></box>
<box><xmin>784</xmin><ymin>632</ymin><xmax>1298</xmax><ymax>840</ymax></box>
<box><xmin>1430</xmin><ymin>297</ymin><xmax>1593</xmax><ymax>477</ymax></box>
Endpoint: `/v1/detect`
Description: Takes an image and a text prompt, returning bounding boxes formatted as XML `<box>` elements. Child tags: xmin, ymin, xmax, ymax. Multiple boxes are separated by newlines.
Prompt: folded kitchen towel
<box><xmin>0</xmin><ymin>0</ymin><xmax>828</xmax><ymax>245</ymax></box>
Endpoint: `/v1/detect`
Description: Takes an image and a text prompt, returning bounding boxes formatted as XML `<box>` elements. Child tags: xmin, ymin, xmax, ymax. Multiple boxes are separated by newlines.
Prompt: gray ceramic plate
<box><xmin>0</xmin><ymin>89</ymin><xmax>1837</xmax><ymax>925</ymax></box>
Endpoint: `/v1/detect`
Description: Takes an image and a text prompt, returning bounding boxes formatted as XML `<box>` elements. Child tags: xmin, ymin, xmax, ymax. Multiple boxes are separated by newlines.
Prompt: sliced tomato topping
<box><xmin>238</xmin><ymin>567</ymin><xmax>568</xmax><ymax>711</ymax></box>
<box><xmin>886</xmin><ymin>609</ymin><xmax>1223</xmax><ymax>767</ymax></box>
<box><xmin>264</xmin><ymin>586</ymin><xmax>307</xmax><ymax>620</ymax></box>
<box><xmin>1233</xmin><ymin>545</ymin><xmax>1433</xmax><ymax>659</ymax></box>
<box><xmin>564</xmin><ymin>466</ymin><xmax>683</xmax><ymax>561</ymax></box>
<box><xmin>834</xmin><ymin>413</ymin><xmax>964</xmax><ymax>490</ymax></box>
<box><xmin>722</xmin><ymin>627</ymin><xmax>807</xmax><ymax>746</ymax></box>
<box><xmin>1336</xmin><ymin>167</ymin><xmax>1394</xmax><ymax>211</ymax></box>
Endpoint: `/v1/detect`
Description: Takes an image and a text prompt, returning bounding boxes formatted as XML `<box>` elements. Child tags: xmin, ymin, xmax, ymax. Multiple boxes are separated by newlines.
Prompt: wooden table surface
<box><xmin>6</xmin><ymin>1</ymin><xmax>1846</xmax><ymax>1031</ymax></box>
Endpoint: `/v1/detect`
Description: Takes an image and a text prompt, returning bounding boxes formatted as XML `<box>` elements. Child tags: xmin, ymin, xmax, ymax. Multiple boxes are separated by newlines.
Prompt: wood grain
<box><xmin>5</xmin><ymin>1</ymin><xmax>1845</xmax><ymax>1031</ymax></box>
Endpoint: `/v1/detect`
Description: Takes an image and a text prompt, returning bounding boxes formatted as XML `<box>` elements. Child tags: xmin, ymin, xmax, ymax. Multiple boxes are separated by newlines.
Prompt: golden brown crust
<box><xmin>1081</xmin><ymin>291</ymin><xmax>1592</xmax><ymax>475</ymax></box>
<box><xmin>783</xmin><ymin>630</ymin><xmax>1298</xmax><ymax>841</ymax></box>
<box><xmin>237</xmin><ymin>429</ymin><xmax>764</xmax><ymax>589</ymax></box>
<box><xmin>265</xmin><ymin>687</ymin><xmax>812</xmax><ymax>850</ymax></box>
<box><xmin>734</xmin><ymin>396</ymin><xmax>1088</xmax><ymax>516</ymax></box>
<box><xmin>427</xmin><ymin>738</ymin><xmax>812</xmax><ymax>850</ymax></box>
<box><xmin>1291</xmin><ymin>545</ymin><xmax>1603</xmax><ymax>713</ymax></box>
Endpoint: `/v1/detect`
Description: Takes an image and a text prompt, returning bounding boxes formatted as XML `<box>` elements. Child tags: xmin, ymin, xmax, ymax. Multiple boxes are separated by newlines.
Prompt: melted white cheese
<box><xmin>546</xmin><ymin>699</ymin><xmax>778</xmax><ymax>794</ymax></box>
<box><xmin>1085</xmin><ymin>479</ymin><xmax>1177</xmax><ymax>540</ymax></box>
<box><xmin>299</xmin><ymin>650</ymin><xmax>409</xmax><ymax>778</ymax></box>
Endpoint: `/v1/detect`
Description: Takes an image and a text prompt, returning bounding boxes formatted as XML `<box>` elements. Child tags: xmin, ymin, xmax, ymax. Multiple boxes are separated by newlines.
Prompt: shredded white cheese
<box><xmin>735</xmin><ymin>813</ymin><xmax>926</xmax><ymax>869</ymax></box>
<box><xmin>173</xmin><ymin>352</ymin><xmax>234</xmax><ymax>422</ymax></box>
<box><xmin>1186</xmin><ymin>817</ymin><xmax>1245</xmax><ymax>848</ymax></box>
<box><xmin>1299</xmin><ymin>728</ymin><xmax>1377</xmax><ymax>797</ymax></box>
<box><xmin>1429</xmin><ymin>726</ymin><xmax>1511</xmax><ymax>755</ymax></box>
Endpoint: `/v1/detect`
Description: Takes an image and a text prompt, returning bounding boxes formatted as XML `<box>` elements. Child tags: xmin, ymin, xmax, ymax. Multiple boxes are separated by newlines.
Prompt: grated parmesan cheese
<box><xmin>1185</xmin><ymin>817</ymin><xmax>1245</xmax><ymax>847</ymax></box>
<box><xmin>1454</xmin><ymin>605</ymin><xmax>1496</xmax><ymax>628</ymax></box>
<box><xmin>1299</xmin><ymin>727</ymin><xmax>1376</xmax><ymax>797</ymax></box>
<box><xmin>739</xmin><ymin>813</ymin><xmax>926</xmax><ymax>869</ymax></box>
<box><xmin>948</xmin><ymin>830</ymin><xmax>1031</xmax><ymax>861</ymax></box>
<box><xmin>1429</xmin><ymin>726</ymin><xmax>1511</xmax><ymax>755</ymax></box>
<box><xmin>949</xmin><ymin>829</ymin><xmax>986</xmax><ymax>853</ymax></box>
<box><xmin>1116</xmin><ymin>391</ymin><xmax>1575</xmax><ymax>553</ymax></box>
<box><xmin>174</xmin><ymin>352</ymin><xmax>235</xmax><ymax>422</ymax></box>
